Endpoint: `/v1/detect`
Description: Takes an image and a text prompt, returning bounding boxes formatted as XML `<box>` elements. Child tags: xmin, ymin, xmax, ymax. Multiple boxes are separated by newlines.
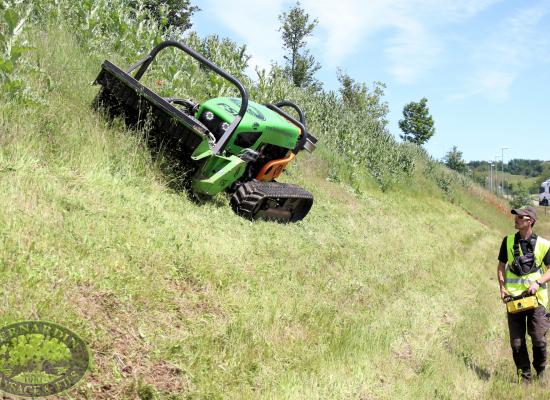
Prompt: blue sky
<box><xmin>192</xmin><ymin>0</ymin><xmax>550</xmax><ymax>162</ymax></box>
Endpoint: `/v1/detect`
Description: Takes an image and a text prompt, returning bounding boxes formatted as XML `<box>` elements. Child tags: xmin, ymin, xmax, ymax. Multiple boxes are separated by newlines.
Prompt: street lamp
<box><xmin>490</xmin><ymin>162</ymin><xmax>494</xmax><ymax>192</ymax></box>
<box><xmin>495</xmin><ymin>155</ymin><xmax>501</xmax><ymax>194</ymax></box>
<box><xmin>501</xmin><ymin>147</ymin><xmax>510</xmax><ymax>197</ymax></box>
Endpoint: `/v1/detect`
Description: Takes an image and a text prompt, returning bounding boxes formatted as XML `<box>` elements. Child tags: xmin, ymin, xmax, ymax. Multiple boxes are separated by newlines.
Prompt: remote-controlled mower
<box><xmin>93</xmin><ymin>41</ymin><xmax>317</xmax><ymax>223</ymax></box>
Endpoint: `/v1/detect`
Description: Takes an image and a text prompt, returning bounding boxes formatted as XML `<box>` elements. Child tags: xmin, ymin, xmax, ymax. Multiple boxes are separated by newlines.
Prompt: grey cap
<box><xmin>511</xmin><ymin>206</ymin><xmax>537</xmax><ymax>222</ymax></box>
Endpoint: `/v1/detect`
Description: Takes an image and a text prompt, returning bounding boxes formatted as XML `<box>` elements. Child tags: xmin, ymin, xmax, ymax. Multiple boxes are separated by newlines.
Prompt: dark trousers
<box><xmin>507</xmin><ymin>306</ymin><xmax>550</xmax><ymax>376</ymax></box>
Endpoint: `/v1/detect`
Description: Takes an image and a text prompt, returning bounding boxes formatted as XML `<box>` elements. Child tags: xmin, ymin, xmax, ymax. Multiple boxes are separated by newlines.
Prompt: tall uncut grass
<box><xmin>19</xmin><ymin>0</ymin><xmax>446</xmax><ymax>192</ymax></box>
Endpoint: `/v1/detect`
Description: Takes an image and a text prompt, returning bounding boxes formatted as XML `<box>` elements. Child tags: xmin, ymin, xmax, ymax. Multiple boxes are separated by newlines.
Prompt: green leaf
<box><xmin>3</xmin><ymin>78</ymin><xmax>23</xmax><ymax>93</ymax></box>
<box><xmin>4</xmin><ymin>8</ymin><xmax>18</xmax><ymax>34</ymax></box>
<box><xmin>0</xmin><ymin>59</ymin><xmax>13</xmax><ymax>73</ymax></box>
<box><xmin>10</xmin><ymin>45</ymin><xmax>31</xmax><ymax>63</ymax></box>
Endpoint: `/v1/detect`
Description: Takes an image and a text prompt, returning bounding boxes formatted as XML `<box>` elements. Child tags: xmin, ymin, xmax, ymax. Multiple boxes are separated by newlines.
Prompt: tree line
<box><xmin>135</xmin><ymin>0</ymin><xmax>436</xmax><ymax>148</ymax></box>
<box><xmin>9</xmin><ymin>0</ymin><xmax>445</xmax><ymax>191</ymax></box>
<box><xmin>141</xmin><ymin>0</ymin><xmax>545</xmax><ymax>205</ymax></box>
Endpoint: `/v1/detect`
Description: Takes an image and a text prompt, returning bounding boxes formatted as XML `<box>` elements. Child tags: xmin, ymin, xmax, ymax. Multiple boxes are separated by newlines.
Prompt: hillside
<box><xmin>2</xmin><ymin>17</ymin><xmax>550</xmax><ymax>400</ymax></box>
<box><xmin>469</xmin><ymin>161</ymin><xmax>550</xmax><ymax>195</ymax></box>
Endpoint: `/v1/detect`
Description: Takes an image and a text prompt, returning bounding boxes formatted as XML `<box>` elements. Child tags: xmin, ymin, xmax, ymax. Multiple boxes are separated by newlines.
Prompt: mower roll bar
<box><xmin>265</xmin><ymin>102</ymin><xmax>309</xmax><ymax>154</ymax></box>
<box><xmin>274</xmin><ymin>101</ymin><xmax>307</xmax><ymax>129</ymax></box>
<box><xmin>126</xmin><ymin>40</ymin><xmax>249</xmax><ymax>155</ymax></box>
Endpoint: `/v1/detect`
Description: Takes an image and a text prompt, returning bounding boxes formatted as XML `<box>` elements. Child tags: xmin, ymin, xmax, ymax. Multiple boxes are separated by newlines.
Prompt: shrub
<box><xmin>20</xmin><ymin>0</ymin><xmax>454</xmax><ymax>192</ymax></box>
<box><xmin>510</xmin><ymin>182</ymin><xmax>532</xmax><ymax>209</ymax></box>
<box><xmin>0</xmin><ymin>0</ymin><xmax>32</xmax><ymax>98</ymax></box>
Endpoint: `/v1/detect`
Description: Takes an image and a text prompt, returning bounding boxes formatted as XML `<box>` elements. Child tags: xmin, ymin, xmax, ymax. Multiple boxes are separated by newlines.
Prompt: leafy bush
<box><xmin>0</xmin><ymin>0</ymin><xmax>31</xmax><ymax>98</ymax></box>
<box><xmin>424</xmin><ymin>155</ymin><xmax>472</xmax><ymax>200</ymax></box>
<box><xmin>19</xmin><ymin>0</ymin><xmax>444</xmax><ymax>191</ymax></box>
<box><xmin>443</xmin><ymin>146</ymin><xmax>467</xmax><ymax>174</ymax></box>
<box><xmin>510</xmin><ymin>182</ymin><xmax>532</xmax><ymax>209</ymax></box>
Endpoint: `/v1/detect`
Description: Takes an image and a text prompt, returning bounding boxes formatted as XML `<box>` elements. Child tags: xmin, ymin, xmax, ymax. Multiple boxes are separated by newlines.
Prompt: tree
<box><xmin>191</xmin><ymin>33</ymin><xmax>251</xmax><ymax>78</ymax></box>
<box><xmin>507</xmin><ymin>159</ymin><xmax>543</xmax><ymax>177</ymax></box>
<box><xmin>278</xmin><ymin>2</ymin><xmax>321</xmax><ymax>90</ymax></box>
<box><xmin>336</xmin><ymin>69</ymin><xmax>389</xmax><ymax>126</ymax></box>
<box><xmin>132</xmin><ymin>0</ymin><xmax>200</xmax><ymax>31</ymax></box>
<box><xmin>510</xmin><ymin>182</ymin><xmax>532</xmax><ymax>208</ymax></box>
<box><xmin>443</xmin><ymin>146</ymin><xmax>467</xmax><ymax>173</ymax></box>
<box><xmin>398</xmin><ymin>97</ymin><xmax>435</xmax><ymax>145</ymax></box>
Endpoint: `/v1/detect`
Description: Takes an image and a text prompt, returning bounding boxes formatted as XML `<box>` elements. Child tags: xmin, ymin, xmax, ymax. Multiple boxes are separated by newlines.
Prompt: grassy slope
<box><xmin>2</xmin><ymin>27</ymin><xmax>550</xmax><ymax>399</ymax></box>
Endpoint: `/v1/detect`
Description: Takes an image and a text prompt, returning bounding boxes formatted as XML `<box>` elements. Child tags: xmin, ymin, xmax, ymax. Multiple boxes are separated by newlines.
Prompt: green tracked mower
<box><xmin>92</xmin><ymin>40</ymin><xmax>317</xmax><ymax>223</ymax></box>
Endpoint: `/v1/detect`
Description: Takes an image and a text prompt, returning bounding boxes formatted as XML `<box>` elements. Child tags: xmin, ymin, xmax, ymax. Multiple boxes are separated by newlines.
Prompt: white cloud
<box><xmin>383</xmin><ymin>16</ymin><xmax>442</xmax><ymax>84</ymax></box>
<box><xmin>198</xmin><ymin>0</ymin><xmax>489</xmax><ymax>83</ymax></box>
<box><xmin>416</xmin><ymin>0</ymin><xmax>503</xmax><ymax>19</ymax></box>
<box><xmin>197</xmin><ymin>0</ymin><xmax>286</xmax><ymax>75</ymax></box>
<box><xmin>299</xmin><ymin>0</ymin><xmax>385</xmax><ymax>65</ymax></box>
<box><xmin>198</xmin><ymin>0</ymin><xmax>550</xmax><ymax>91</ymax></box>
<box><xmin>451</xmin><ymin>3</ymin><xmax>550</xmax><ymax>101</ymax></box>
<box><xmin>449</xmin><ymin>70</ymin><xmax>516</xmax><ymax>101</ymax></box>
<box><xmin>301</xmin><ymin>0</ymin><xmax>502</xmax><ymax>83</ymax></box>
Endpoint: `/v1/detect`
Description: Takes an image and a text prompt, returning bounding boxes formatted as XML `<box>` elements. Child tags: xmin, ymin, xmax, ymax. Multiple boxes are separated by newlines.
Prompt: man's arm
<box><xmin>498</xmin><ymin>261</ymin><xmax>509</xmax><ymax>302</ymax></box>
<box><xmin>527</xmin><ymin>262</ymin><xmax>550</xmax><ymax>295</ymax></box>
<box><xmin>527</xmin><ymin>246</ymin><xmax>550</xmax><ymax>295</ymax></box>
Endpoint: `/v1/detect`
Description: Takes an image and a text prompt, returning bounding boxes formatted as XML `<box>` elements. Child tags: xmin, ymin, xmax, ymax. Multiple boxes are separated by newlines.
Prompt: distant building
<box><xmin>540</xmin><ymin>180</ymin><xmax>550</xmax><ymax>206</ymax></box>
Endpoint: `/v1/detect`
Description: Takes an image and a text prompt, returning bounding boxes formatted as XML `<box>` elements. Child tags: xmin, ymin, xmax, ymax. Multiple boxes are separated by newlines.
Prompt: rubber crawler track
<box><xmin>230</xmin><ymin>180</ymin><xmax>313</xmax><ymax>223</ymax></box>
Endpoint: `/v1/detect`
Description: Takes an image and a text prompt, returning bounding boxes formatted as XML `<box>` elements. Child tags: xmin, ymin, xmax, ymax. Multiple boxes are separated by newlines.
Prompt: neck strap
<box><xmin>513</xmin><ymin>233</ymin><xmax>538</xmax><ymax>258</ymax></box>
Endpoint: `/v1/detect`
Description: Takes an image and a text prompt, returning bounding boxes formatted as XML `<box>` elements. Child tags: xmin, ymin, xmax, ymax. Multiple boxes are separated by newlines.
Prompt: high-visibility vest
<box><xmin>505</xmin><ymin>234</ymin><xmax>550</xmax><ymax>308</ymax></box>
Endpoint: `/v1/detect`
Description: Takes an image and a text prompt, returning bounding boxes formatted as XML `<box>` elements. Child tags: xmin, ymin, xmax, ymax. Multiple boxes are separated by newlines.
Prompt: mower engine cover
<box><xmin>197</xmin><ymin>98</ymin><xmax>301</xmax><ymax>155</ymax></box>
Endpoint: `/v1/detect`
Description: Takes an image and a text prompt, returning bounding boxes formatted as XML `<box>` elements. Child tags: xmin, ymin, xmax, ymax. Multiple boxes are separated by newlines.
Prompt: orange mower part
<box><xmin>256</xmin><ymin>152</ymin><xmax>296</xmax><ymax>181</ymax></box>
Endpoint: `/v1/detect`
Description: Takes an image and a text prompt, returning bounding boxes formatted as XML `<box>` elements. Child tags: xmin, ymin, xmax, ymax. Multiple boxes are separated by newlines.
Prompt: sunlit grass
<box><xmin>2</xmin><ymin>24</ymin><xmax>550</xmax><ymax>400</ymax></box>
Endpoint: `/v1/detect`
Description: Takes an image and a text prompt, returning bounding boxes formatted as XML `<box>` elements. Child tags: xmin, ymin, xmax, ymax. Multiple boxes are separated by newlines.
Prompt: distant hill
<box><xmin>468</xmin><ymin>159</ymin><xmax>550</xmax><ymax>193</ymax></box>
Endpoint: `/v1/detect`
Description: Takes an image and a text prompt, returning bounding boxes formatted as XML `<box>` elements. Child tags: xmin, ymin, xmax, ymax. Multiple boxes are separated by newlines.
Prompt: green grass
<box><xmin>534</xmin><ymin>205</ymin><xmax>550</xmax><ymax>237</ymax></box>
<box><xmin>3</xmin><ymin>25</ymin><xmax>550</xmax><ymax>400</ymax></box>
<box><xmin>475</xmin><ymin>170</ymin><xmax>540</xmax><ymax>193</ymax></box>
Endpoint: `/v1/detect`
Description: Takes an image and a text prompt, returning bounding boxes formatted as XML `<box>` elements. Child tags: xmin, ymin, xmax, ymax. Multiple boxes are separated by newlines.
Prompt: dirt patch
<box><xmin>66</xmin><ymin>283</ymin><xmax>191</xmax><ymax>399</ymax></box>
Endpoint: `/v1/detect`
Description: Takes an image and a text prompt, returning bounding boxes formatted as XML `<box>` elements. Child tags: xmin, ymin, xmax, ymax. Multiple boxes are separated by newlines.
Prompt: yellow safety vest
<box><xmin>505</xmin><ymin>234</ymin><xmax>550</xmax><ymax>308</ymax></box>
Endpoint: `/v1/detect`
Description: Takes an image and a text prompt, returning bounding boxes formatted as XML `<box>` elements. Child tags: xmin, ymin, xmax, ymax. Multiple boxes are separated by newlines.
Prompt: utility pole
<box><xmin>501</xmin><ymin>147</ymin><xmax>510</xmax><ymax>197</ymax></box>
